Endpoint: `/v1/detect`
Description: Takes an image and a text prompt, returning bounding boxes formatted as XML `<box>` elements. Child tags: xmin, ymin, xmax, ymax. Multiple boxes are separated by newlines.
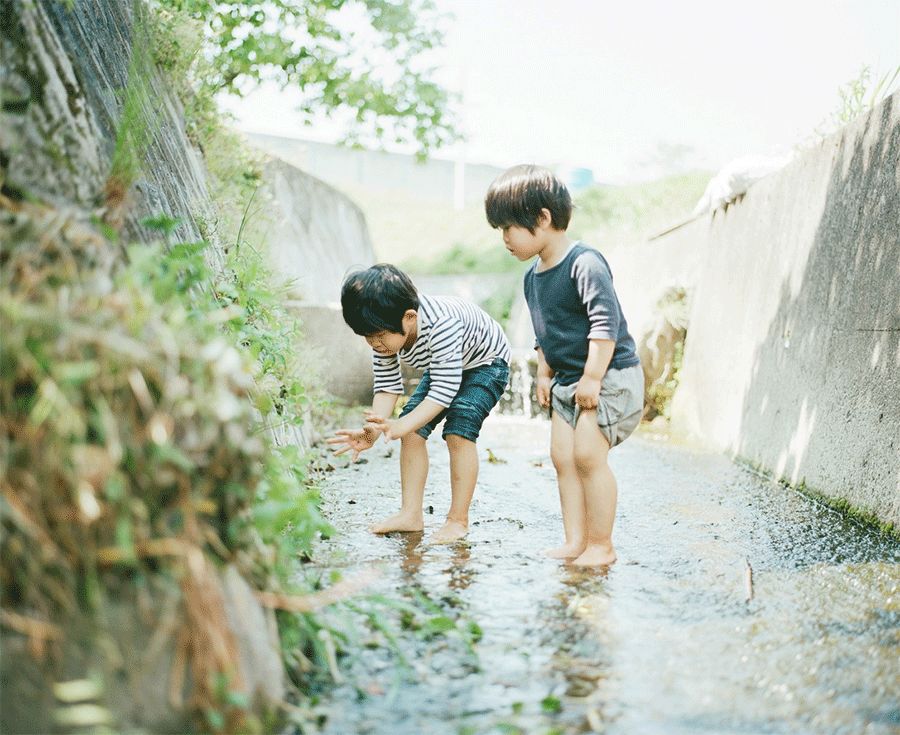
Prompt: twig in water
<box><xmin>744</xmin><ymin>559</ymin><xmax>754</xmax><ymax>602</ymax></box>
<box><xmin>256</xmin><ymin>569</ymin><xmax>381</xmax><ymax>613</ymax></box>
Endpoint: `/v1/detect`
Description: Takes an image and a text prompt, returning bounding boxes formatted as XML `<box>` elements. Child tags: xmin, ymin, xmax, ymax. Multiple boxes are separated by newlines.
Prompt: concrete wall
<box><xmin>253</xmin><ymin>159</ymin><xmax>377</xmax><ymax>404</ymax></box>
<box><xmin>289</xmin><ymin>303</ymin><xmax>374</xmax><ymax>406</ymax></box>
<box><xmin>255</xmin><ymin>156</ymin><xmax>376</xmax><ymax>304</ymax></box>
<box><xmin>604</xmin><ymin>224</ymin><xmax>709</xmax><ymax>344</ymax></box>
<box><xmin>1</xmin><ymin>0</ymin><xmax>216</xmax><ymax>250</ymax></box>
<box><xmin>613</xmin><ymin>94</ymin><xmax>899</xmax><ymax>527</ymax></box>
<box><xmin>247</xmin><ymin>133</ymin><xmax>506</xmax><ymax>207</ymax></box>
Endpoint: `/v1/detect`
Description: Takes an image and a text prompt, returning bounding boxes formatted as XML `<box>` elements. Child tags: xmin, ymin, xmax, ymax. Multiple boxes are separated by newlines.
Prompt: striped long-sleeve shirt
<box><xmin>372</xmin><ymin>294</ymin><xmax>511</xmax><ymax>407</ymax></box>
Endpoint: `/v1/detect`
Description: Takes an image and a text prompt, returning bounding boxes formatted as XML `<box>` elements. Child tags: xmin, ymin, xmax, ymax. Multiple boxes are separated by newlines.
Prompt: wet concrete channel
<box><xmin>310</xmin><ymin>415</ymin><xmax>900</xmax><ymax>735</ymax></box>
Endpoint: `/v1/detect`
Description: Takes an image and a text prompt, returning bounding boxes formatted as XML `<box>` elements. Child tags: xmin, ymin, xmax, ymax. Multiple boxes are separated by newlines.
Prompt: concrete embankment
<box><xmin>608</xmin><ymin>93</ymin><xmax>899</xmax><ymax>529</ymax></box>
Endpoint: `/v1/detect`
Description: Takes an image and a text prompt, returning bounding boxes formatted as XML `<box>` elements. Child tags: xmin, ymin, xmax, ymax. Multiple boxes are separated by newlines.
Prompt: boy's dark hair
<box><xmin>341</xmin><ymin>263</ymin><xmax>419</xmax><ymax>336</ymax></box>
<box><xmin>484</xmin><ymin>164</ymin><xmax>572</xmax><ymax>233</ymax></box>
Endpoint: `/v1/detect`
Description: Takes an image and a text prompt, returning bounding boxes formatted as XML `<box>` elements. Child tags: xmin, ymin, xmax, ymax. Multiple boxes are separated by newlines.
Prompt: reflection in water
<box><xmin>393</xmin><ymin>533</ymin><xmax>475</xmax><ymax>592</ymax></box>
<box><xmin>395</xmin><ymin>532</ymin><xmax>425</xmax><ymax>578</ymax></box>
<box><xmin>444</xmin><ymin>543</ymin><xmax>474</xmax><ymax>591</ymax></box>
<box><xmin>546</xmin><ymin>572</ymin><xmax>617</xmax><ymax>732</ymax></box>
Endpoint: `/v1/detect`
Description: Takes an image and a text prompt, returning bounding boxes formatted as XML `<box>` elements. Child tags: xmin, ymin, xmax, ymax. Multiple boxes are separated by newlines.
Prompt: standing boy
<box><xmin>328</xmin><ymin>264</ymin><xmax>510</xmax><ymax>543</ymax></box>
<box><xmin>485</xmin><ymin>165</ymin><xmax>643</xmax><ymax>566</ymax></box>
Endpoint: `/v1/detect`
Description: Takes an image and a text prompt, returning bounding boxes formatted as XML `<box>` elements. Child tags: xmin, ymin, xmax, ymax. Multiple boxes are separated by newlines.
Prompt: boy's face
<box><xmin>365</xmin><ymin>330</ymin><xmax>408</xmax><ymax>355</ymax></box>
<box><xmin>364</xmin><ymin>309</ymin><xmax>418</xmax><ymax>355</ymax></box>
<box><xmin>501</xmin><ymin>224</ymin><xmax>544</xmax><ymax>261</ymax></box>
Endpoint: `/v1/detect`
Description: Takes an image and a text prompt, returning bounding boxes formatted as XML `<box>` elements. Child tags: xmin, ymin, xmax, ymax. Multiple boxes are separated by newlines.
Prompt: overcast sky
<box><xmin>221</xmin><ymin>0</ymin><xmax>899</xmax><ymax>182</ymax></box>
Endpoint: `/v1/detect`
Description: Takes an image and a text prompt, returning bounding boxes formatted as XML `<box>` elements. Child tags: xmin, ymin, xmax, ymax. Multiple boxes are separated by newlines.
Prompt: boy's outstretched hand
<box><xmin>362</xmin><ymin>412</ymin><xmax>401</xmax><ymax>441</ymax></box>
<box><xmin>326</xmin><ymin>426</ymin><xmax>378</xmax><ymax>462</ymax></box>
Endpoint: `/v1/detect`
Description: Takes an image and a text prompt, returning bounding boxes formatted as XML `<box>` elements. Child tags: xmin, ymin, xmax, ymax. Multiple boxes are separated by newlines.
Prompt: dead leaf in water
<box><xmin>486</xmin><ymin>448</ymin><xmax>507</xmax><ymax>464</ymax></box>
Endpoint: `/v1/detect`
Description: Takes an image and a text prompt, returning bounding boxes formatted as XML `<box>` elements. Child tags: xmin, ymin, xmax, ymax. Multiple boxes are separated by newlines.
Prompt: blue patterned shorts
<box><xmin>400</xmin><ymin>358</ymin><xmax>510</xmax><ymax>442</ymax></box>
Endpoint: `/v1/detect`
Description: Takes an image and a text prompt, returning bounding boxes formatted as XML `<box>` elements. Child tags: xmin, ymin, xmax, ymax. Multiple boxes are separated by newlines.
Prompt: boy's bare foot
<box><xmin>544</xmin><ymin>543</ymin><xmax>586</xmax><ymax>559</ymax></box>
<box><xmin>571</xmin><ymin>543</ymin><xmax>617</xmax><ymax>567</ymax></box>
<box><xmin>428</xmin><ymin>519</ymin><xmax>468</xmax><ymax>544</ymax></box>
<box><xmin>370</xmin><ymin>512</ymin><xmax>424</xmax><ymax>534</ymax></box>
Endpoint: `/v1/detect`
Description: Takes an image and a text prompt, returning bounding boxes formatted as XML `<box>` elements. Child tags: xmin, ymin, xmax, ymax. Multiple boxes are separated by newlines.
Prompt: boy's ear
<box><xmin>537</xmin><ymin>208</ymin><xmax>553</xmax><ymax>229</ymax></box>
<box><xmin>402</xmin><ymin>309</ymin><xmax>418</xmax><ymax>325</ymax></box>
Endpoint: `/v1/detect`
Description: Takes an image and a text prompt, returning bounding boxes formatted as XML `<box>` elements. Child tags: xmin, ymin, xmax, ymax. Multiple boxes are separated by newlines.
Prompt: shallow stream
<box><xmin>311</xmin><ymin>416</ymin><xmax>899</xmax><ymax>735</ymax></box>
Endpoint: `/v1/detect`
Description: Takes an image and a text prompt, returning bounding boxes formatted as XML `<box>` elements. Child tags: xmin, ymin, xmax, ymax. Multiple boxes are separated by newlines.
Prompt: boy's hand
<box><xmin>363</xmin><ymin>412</ymin><xmax>401</xmax><ymax>441</ymax></box>
<box><xmin>536</xmin><ymin>376</ymin><xmax>552</xmax><ymax>408</ymax></box>
<box><xmin>326</xmin><ymin>426</ymin><xmax>378</xmax><ymax>462</ymax></box>
<box><xmin>574</xmin><ymin>376</ymin><xmax>603</xmax><ymax>410</ymax></box>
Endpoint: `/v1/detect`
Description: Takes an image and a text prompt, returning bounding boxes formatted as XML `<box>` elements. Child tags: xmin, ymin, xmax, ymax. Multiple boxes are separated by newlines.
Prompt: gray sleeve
<box><xmin>571</xmin><ymin>252</ymin><xmax>620</xmax><ymax>341</ymax></box>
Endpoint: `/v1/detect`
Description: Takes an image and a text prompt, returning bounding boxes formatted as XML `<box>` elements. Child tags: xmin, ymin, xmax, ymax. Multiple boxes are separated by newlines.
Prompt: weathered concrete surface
<box><xmin>247</xmin><ymin>132</ymin><xmax>506</xmax><ymax>207</ymax></box>
<box><xmin>604</xmin><ymin>225</ymin><xmax>708</xmax><ymax>345</ymax></box>
<box><xmin>255</xmin><ymin>156</ymin><xmax>376</xmax><ymax>304</ymax></box>
<box><xmin>676</xmin><ymin>94</ymin><xmax>899</xmax><ymax>527</ymax></box>
<box><xmin>261</xmin><ymin>161</ymin><xmax>377</xmax><ymax>406</ymax></box>
<box><xmin>289</xmin><ymin>303</ymin><xmax>374</xmax><ymax>406</ymax></box>
<box><xmin>634</xmin><ymin>94</ymin><xmax>900</xmax><ymax>527</ymax></box>
<box><xmin>1</xmin><ymin>0</ymin><xmax>216</xmax><ymax>248</ymax></box>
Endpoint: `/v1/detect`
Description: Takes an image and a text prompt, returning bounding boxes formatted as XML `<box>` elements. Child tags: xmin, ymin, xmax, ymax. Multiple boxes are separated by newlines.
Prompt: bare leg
<box><xmin>545</xmin><ymin>412</ymin><xmax>587</xmax><ymax>558</ymax></box>
<box><xmin>429</xmin><ymin>434</ymin><xmax>477</xmax><ymax>543</ymax></box>
<box><xmin>570</xmin><ymin>410</ymin><xmax>617</xmax><ymax>567</ymax></box>
<box><xmin>371</xmin><ymin>432</ymin><xmax>427</xmax><ymax>534</ymax></box>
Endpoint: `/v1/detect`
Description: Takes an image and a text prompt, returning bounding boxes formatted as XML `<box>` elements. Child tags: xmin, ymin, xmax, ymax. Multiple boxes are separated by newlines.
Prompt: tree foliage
<box><xmin>155</xmin><ymin>0</ymin><xmax>458</xmax><ymax>157</ymax></box>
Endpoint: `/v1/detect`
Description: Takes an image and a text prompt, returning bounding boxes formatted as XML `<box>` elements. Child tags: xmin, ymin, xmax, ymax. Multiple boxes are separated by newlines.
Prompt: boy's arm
<box><xmin>364</xmin><ymin>397</ymin><xmax>445</xmax><ymax>440</ymax></box>
<box><xmin>370</xmin><ymin>391</ymin><xmax>401</xmax><ymax>419</ymax></box>
<box><xmin>575</xmin><ymin>339</ymin><xmax>615</xmax><ymax>410</ymax></box>
<box><xmin>388</xmin><ymin>398</ymin><xmax>445</xmax><ymax>437</ymax></box>
<box><xmin>368</xmin><ymin>315</ymin><xmax>463</xmax><ymax>440</ymax></box>
<box><xmin>535</xmin><ymin>347</ymin><xmax>554</xmax><ymax>408</ymax></box>
<box><xmin>572</xmin><ymin>252</ymin><xmax>620</xmax><ymax>345</ymax></box>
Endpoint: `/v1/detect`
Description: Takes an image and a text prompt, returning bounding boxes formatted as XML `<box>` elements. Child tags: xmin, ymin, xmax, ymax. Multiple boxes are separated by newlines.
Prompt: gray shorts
<box><xmin>550</xmin><ymin>364</ymin><xmax>644</xmax><ymax>447</ymax></box>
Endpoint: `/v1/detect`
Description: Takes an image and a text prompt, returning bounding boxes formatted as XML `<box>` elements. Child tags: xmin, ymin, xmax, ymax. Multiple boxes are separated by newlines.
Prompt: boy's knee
<box><xmin>573</xmin><ymin>446</ymin><xmax>605</xmax><ymax>475</ymax></box>
<box><xmin>402</xmin><ymin>432</ymin><xmax>427</xmax><ymax>446</ymax></box>
<box><xmin>444</xmin><ymin>433</ymin><xmax>474</xmax><ymax>450</ymax></box>
<box><xmin>550</xmin><ymin>447</ymin><xmax>575</xmax><ymax>474</ymax></box>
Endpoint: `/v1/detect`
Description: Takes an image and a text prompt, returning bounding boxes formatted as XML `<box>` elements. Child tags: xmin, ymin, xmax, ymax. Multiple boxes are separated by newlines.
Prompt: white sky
<box><xmin>221</xmin><ymin>0</ymin><xmax>899</xmax><ymax>182</ymax></box>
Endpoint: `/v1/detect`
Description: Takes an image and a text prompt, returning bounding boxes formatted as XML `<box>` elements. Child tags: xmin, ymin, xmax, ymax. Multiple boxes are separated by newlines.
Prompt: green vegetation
<box><xmin>0</xmin><ymin>200</ymin><xmax>315</xmax><ymax>734</ymax></box>
<box><xmin>385</xmin><ymin>171</ymin><xmax>711</xmax><ymax>278</ymax></box>
<box><xmin>640</xmin><ymin>287</ymin><xmax>689</xmax><ymax>421</ymax></box>
<box><xmin>152</xmin><ymin>0</ymin><xmax>458</xmax><ymax>158</ymax></box>
<box><xmin>105</xmin><ymin>8</ymin><xmax>160</xmax><ymax>226</ymax></box>
<box><xmin>1</xmin><ymin>1</ymin><xmax>472</xmax><ymax>731</ymax></box>
<box><xmin>815</xmin><ymin>64</ymin><xmax>900</xmax><ymax>140</ymax></box>
<box><xmin>570</xmin><ymin>170</ymin><xmax>711</xmax><ymax>246</ymax></box>
<box><xmin>403</xmin><ymin>241</ymin><xmax>523</xmax><ymax>275</ymax></box>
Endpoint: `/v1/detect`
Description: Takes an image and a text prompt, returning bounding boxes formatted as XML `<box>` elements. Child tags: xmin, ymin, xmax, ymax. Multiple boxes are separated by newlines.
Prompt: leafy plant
<box><xmin>104</xmin><ymin>4</ymin><xmax>180</xmax><ymax>229</ymax></box>
<box><xmin>815</xmin><ymin>64</ymin><xmax>900</xmax><ymax>140</ymax></box>
<box><xmin>152</xmin><ymin>0</ymin><xmax>459</xmax><ymax>158</ymax></box>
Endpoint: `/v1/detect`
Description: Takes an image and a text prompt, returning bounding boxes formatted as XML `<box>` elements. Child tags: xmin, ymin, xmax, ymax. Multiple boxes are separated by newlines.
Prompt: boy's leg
<box><xmin>429</xmin><ymin>433</ymin><xmax>477</xmax><ymax>543</ymax></box>
<box><xmin>570</xmin><ymin>409</ymin><xmax>618</xmax><ymax>566</ymax></box>
<box><xmin>371</xmin><ymin>432</ymin><xmax>428</xmax><ymax>533</ymax></box>
<box><xmin>546</xmin><ymin>411</ymin><xmax>587</xmax><ymax>558</ymax></box>
<box><xmin>430</xmin><ymin>358</ymin><xmax>510</xmax><ymax>543</ymax></box>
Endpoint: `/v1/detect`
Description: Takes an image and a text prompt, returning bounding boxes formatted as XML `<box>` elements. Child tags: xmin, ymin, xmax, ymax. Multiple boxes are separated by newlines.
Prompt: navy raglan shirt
<box><xmin>524</xmin><ymin>242</ymin><xmax>639</xmax><ymax>386</ymax></box>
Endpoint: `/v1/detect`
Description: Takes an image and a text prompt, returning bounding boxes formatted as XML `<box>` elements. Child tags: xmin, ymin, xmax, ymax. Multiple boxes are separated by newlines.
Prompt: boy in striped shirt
<box><xmin>328</xmin><ymin>264</ymin><xmax>510</xmax><ymax>543</ymax></box>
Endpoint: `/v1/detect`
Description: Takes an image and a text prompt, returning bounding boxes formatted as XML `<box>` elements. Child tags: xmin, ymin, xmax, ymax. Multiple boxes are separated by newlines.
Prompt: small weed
<box><xmin>540</xmin><ymin>695</ymin><xmax>562</xmax><ymax>714</ymax></box>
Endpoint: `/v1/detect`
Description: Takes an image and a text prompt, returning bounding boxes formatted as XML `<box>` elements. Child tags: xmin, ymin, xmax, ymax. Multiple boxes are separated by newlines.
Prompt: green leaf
<box><xmin>540</xmin><ymin>695</ymin><xmax>562</xmax><ymax>713</ymax></box>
